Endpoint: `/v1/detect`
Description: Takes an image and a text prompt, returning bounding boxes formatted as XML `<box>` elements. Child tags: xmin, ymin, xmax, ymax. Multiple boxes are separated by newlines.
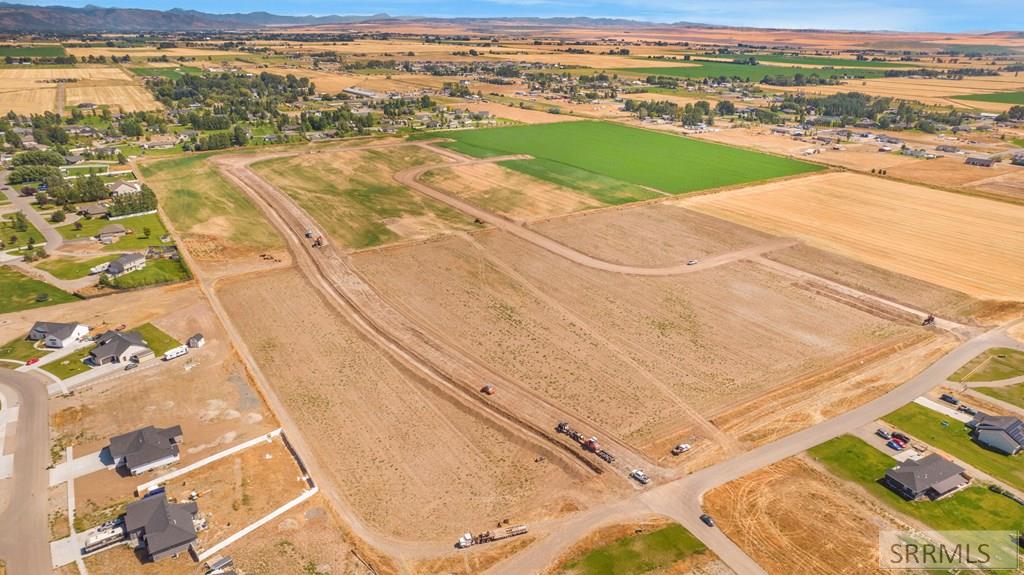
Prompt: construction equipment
<box><xmin>555</xmin><ymin>422</ymin><xmax>615</xmax><ymax>463</ymax></box>
<box><xmin>480</xmin><ymin>384</ymin><xmax>496</xmax><ymax>395</ymax></box>
<box><xmin>671</xmin><ymin>443</ymin><xmax>691</xmax><ymax>456</ymax></box>
<box><xmin>456</xmin><ymin>524</ymin><xmax>528</xmax><ymax>548</ymax></box>
<box><xmin>312</xmin><ymin>236</ymin><xmax>325</xmax><ymax>248</ymax></box>
<box><xmin>922</xmin><ymin>314</ymin><xmax>935</xmax><ymax>326</ymax></box>
<box><xmin>304</xmin><ymin>229</ymin><xmax>314</xmax><ymax>238</ymax></box>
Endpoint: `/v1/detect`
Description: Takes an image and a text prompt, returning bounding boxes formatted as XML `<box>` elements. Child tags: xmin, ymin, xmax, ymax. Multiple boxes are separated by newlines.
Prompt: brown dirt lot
<box><xmin>704</xmin><ymin>457</ymin><xmax>906</xmax><ymax>575</ymax></box>
<box><xmin>216</xmin><ymin>266</ymin><xmax>587</xmax><ymax>541</ymax></box>
<box><xmin>460</xmin><ymin>101</ymin><xmax>585</xmax><ymax>124</ymax></box>
<box><xmin>684</xmin><ymin>171</ymin><xmax>1024</xmax><ymax>300</ymax></box>
<box><xmin>352</xmin><ymin>229</ymin><xmax>917</xmax><ymax>451</ymax></box>
<box><xmin>64</xmin><ymin>85</ymin><xmax>160</xmax><ymax>113</ymax></box>
<box><xmin>885</xmin><ymin>155</ymin><xmax>1024</xmax><ymax>192</ymax></box>
<box><xmin>771</xmin><ymin>73</ymin><xmax>1024</xmax><ymax>110</ymax></box>
<box><xmin>420</xmin><ymin>162</ymin><xmax>603</xmax><ymax>221</ymax></box>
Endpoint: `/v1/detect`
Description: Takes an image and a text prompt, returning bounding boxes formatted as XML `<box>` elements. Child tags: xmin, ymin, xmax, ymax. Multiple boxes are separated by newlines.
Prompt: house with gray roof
<box><xmin>97</xmin><ymin>223</ymin><xmax>127</xmax><ymax>244</ymax></box>
<box><xmin>883</xmin><ymin>454</ymin><xmax>969</xmax><ymax>500</ymax></box>
<box><xmin>969</xmin><ymin>413</ymin><xmax>1024</xmax><ymax>455</ymax></box>
<box><xmin>106</xmin><ymin>253</ymin><xmax>146</xmax><ymax>278</ymax></box>
<box><xmin>89</xmin><ymin>330</ymin><xmax>151</xmax><ymax>365</ymax></box>
<box><xmin>108</xmin><ymin>425</ymin><xmax>183</xmax><ymax>475</ymax></box>
<box><xmin>28</xmin><ymin>321</ymin><xmax>89</xmax><ymax>349</ymax></box>
<box><xmin>124</xmin><ymin>493</ymin><xmax>198</xmax><ymax>562</ymax></box>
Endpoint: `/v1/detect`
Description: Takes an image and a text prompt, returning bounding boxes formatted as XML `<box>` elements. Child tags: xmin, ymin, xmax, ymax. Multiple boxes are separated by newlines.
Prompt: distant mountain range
<box><xmin>0</xmin><ymin>3</ymin><xmax>393</xmax><ymax>32</ymax></box>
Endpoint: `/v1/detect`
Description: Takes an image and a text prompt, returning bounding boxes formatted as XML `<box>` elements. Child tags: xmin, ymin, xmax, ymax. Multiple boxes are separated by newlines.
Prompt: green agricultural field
<box><xmin>883</xmin><ymin>403</ymin><xmax>1024</xmax><ymax>491</ymax></box>
<box><xmin>133</xmin><ymin>323</ymin><xmax>180</xmax><ymax>356</ymax></box>
<box><xmin>433</xmin><ymin>121</ymin><xmax>823</xmax><ymax>195</ymax></box>
<box><xmin>142</xmin><ymin>154</ymin><xmax>283</xmax><ymax>253</ymax></box>
<box><xmin>559</xmin><ymin>523</ymin><xmax>708</xmax><ymax>575</ymax></box>
<box><xmin>128</xmin><ymin>66</ymin><xmax>201</xmax><ymax>80</ymax></box>
<box><xmin>36</xmin><ymin>255</ymin><xmax>118</xmax><ymax>280</ymax></box>
<box><xmin>748</xmin><ymin>54</ymin><xmax>914</xmax><ymax>68</ymax></box>
<box><xmin>617</xmin><ymin>60</ymin><xmax>889</xmax><ymax>81</ymax></box>
<box><xmin>954</xmin><ymin>91</ymin><xmax>1024</xmax><ymax>105</ymax></box>
<box><xmin>57</xmin><ymin>213</ymin><xmax>169</xmax><ymax>251</ymax></box>
<box><xmin>950</xmin><ymin>347</ymin><xmax>1024</xmax><ymax>382</ymax></box>
<box><xmin>109</xmin><ymin>258</ymin><xmax>190</xmax><ymax>289</ymax></box>
<box><xmin>0</xmin><ymin>266</ymin><xmax>77</xmax><ymax>314</ymax></box>
<box><xmin>0</xmin><ymin>336</ymin><xmax>52</xmax><ymax>364</ymax></box>
<box><xmin>42</xmin><ymin>346</ymin><xmax>94</xmax><ymax>380</ymax></box>
<box><xmin>0</xmin><ymin>45</ymin><xmax>66</xmax><ymax>58</ymax></box>
<box><xmin>810</xmin><ymin>435</ymin><xmax>1024</xmax><ymax>531</ymax></box>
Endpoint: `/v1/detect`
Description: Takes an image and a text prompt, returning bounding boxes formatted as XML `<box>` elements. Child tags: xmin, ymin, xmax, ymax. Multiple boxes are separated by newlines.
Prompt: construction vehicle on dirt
<box><xmin>922</xmin><ymin>314</ymin><xmax>935</xmax><ymax>326</ymax></box>
<box><xmin>456</xmin><ymin>524</ymin><xmax>529</xmax><ymax>548</ymax></box>
<box><xmin>556</xmin><ymin>422</ymin><xmax>615</xmax><ymax>463</ymax></box>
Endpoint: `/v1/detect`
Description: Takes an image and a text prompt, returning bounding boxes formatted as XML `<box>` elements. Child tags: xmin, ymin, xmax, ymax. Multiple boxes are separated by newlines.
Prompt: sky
<box><xmin>9</xmin><ymin>0</ymin><xmax>1024</xmax><ymax>32</ymax></box>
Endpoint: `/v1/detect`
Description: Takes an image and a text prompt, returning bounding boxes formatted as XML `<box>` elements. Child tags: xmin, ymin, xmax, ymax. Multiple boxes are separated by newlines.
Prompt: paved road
<box><xmin>0</xmin><ymin>370</ymin><xmax>52</xmax><ymax>574</ymax></box>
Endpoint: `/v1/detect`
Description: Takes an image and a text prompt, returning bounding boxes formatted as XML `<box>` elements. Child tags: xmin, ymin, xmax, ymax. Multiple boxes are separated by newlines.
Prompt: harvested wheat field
<box><xmin>240</xmin><ymin>66</ymin><xmax>363</xmax><ymax>92</ymax></box>
<box><xmin>686</xmin><ymin>171</ymin><xmax>1024</xmax><ymax>300</ymax></box>
<box><xmin>217</xmin><ymin>267</ymin><xmax>587</xmax><ymax>541</ymax></box>
<box><xmin>64</xmin><ymin>84</ymin><xmax>159</xmax><ymax>112</ymax></box>
<box><xmin>704</xmin><ymin>457</ymin><xmax>906</xmax><ymax>575</ymax></box>
<box><xmin>252</xmin><ymin>145</ymin><xmax>480</xmax><ymax>249</ymax></box>
<box><xmin>885</xmin><ymin>155</ymin><xmax>1024</xmax><ymax>192</ymax></box>
<box><xmin>420</xmin><ymin>161</ymin><xmax>603</xmax><ymax>221</ymax></box>
<box><xmin>353</xmin><ymin>229</ymin><xmax>915</xmax><ymax>450</ymax></box>
<box><xmin>0</xmin><ymin>88</ymin><xmax>56</xmax><ymax>114</ymax></box>
<box><xmin>773</xmin><ymin>74</ymin><xmax>1024</xmax><ymax>110</ymax></box>
<box><xmin>460</xmin><ymin>101</ymin><xmax>584</xmax><ymax>124</ymax></box>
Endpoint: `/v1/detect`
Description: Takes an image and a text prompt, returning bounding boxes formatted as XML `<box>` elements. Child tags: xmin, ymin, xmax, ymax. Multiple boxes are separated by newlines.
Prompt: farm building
<box><xmin>968</xmin><ymin>414</ymin><xmax>1024</xmax><ymax>456</ymax></box>
<box><xmin>965</xmin><ymin>156</ymin><xmax>995</xmax><ymax>167</ymax></box>
<box><xmin>883</xmin><ymin>454</ymin><xmax>970</xmax><ymax>500</ymax></box>
<box><xmin>124</xmin><ymin>493</ymin><xmax>198</xmax><ymax>562</ymax></box>
<box><xmin>28</xmin><ymin>321</ymin><xmax>89</xmax><ymax>348</ymax></box>
<box><xmin>187</xmin><ymin>334</ymin><xmax>205</xmax><ymax>348</ymax></box>
<box><xmin>106</xmin><ymin>253</ymin><xmax>146</xmax><ymax>277</ymax></box>
<box><xmin>89</xmin><ymin>331</ymin><xmax>151</xmax><ymax>365</ymax></box>
<box><xmin>108</xmin><ymin>425</ymin><xmax>183</xmax><ymax>475</ymax></box>
<box><xmin>936</xmin><ymin>145</ymin><xmax>960</xmax><ymax>153</ymax></box>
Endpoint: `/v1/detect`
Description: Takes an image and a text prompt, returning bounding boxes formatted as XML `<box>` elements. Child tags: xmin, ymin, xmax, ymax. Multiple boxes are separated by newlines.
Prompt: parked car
<box><xmin>124</xmin><ymin>362</ymin><xmax>138</xmax><ymax>371</ymax></box>
<box><xmin>700</xmin><ymin>514</ymin><xmax>716</xmax><ymax>527</ymax></box>
<box><xmin>672</xmin><ymin>443</ymin><xmax>691</xmax><ymax>455</ymax></box>
<box><xmin>892</xmin><ymin>432</ymin><xmax>911</xmax><ymax>443</ymax></box>
<box><xmin>887</xmin><ymin>440</ymin><xmax>904</xmax><ymax>451</ymax></box>
<box><xmin>876</xmin><ymin>428</ymin><xmax>891</xmax><ymax>439</ymax></box>
<box><xmin>940</xmin><ymin>393</ymin><xmax>960</xmax><ymax>406</ymax></box>
<box><xmin>630</xmin><ymin>469</ymin><xmax>650</xmax><ymax>485</ymax></box>
<box><xmin>687</xmin><ymin>260</ymin><xmax>699</xmax><ymax>266</ymax></box>
<box><xmin>25</xmin><ymin>357</ymin><xmax>39</xmax><ymax>366</ymax></box>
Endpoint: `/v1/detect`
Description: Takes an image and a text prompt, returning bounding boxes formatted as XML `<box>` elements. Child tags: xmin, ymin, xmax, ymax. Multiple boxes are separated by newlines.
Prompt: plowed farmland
<box><xmin>685</xmin><ymin>172</ymin><xmax>1024</xmax><ymax>300</ymax></box>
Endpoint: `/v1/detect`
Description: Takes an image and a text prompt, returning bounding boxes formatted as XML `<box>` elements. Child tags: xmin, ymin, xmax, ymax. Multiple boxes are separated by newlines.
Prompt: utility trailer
<box><xmin>457</xmin><ymin>524</ymin><xmax>529</xmax><ymax>548</ymax></box>
<box><xmin>555</xmin><ymin>422</ymin><xmax>615</xmax><ymax>463</ymax></box>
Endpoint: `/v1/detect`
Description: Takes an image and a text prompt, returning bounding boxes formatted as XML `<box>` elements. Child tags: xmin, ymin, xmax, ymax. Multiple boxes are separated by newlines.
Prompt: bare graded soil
<box><xmin>685</xmin><ymin>171</ymin><xmax>1024</xmax><ymax>300</ymax></box>
<box><xmin>703</xmin><ymin>457</ymin><xmax>904</xmax><ymax>575</ymax></box>
<box><xmin>216</xmin><ymin>266</ymin><xmax>587</xmax><ymax>541</ymax></box>
<box><xmin>352</xmin><ymin>228</ymin><xmax>915</xmax><ymax>452</ymax></box>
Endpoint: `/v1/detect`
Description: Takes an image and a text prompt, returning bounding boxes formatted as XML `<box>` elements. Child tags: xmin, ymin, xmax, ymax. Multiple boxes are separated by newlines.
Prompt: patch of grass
<box><xmin>0</xmin><ymin>336</ymin><xmax>51</xmax><ymax>363</ymax></box>
<box><xmin>500</xmin><ymin>158</ymin><xmax>660</xmax><ymax>204</ymax></box>
<box><xmin>883</xmin><ymin>403</ymin><xmax>1024</xmax><ymax>491</ymax></box>
<box><xmin>41</xmin><ymin>345</ymin><xmax>94</xmax><ymax>380</ymax></box>
<box><xmin>950</xmin><ymin>348</ymin><xmax>1024</xmax><ymax>382</ymax></box>
<box><xmin>56</xmin><ymin>212</ymin><xmax>170</xmax><ymax>251</ymax></box>
<box><xmin>109</xmin><ymin>258</ymin><xmax>190</xmax><ymax>289</ymax></box>
<box><xmin>141</xmin><ymin>153</ymin><xmax>282</xmax><ymax>252</ymax></box>
<box><xmin>128</xmin><ymin>66</ymin><xmax>201</xmax><ymax>80</ymax></box>
<box><xmin>1011</xmin><ymin>138</ymin><xmax>1024</xmax><ymax>149</ymax></box>
<box><xmin>561</xmin><ymin>524</ymin><xmax>707</xmax><ymax>575</ymax></box>
<box><xmin>975</xmin><ymin>384</ymin><xmax>1024</xmax><ymax>411</ymax></box>
<box><xmin>434</xmin><ymin>121</ymin><xmax>823</xmax><ymax>195</ymax></box>
<box><xmin>133</xmin><ymin>322</ymin><xmax>180</xmax><ymax>356</ymax></box>
<box><xmin>0</xmin><ymin>45</ymin><xmax>65</xmax><ymax>58</ymax></box>
<box><xmin>954</xmin><ymin>92</ymin><xmax>1024</xmax><ymax>105</ymax></box>
<box><xmin>617</xmin><ymin>60</ymin><xmax>889</xmax><ymax>81</ymax></box>
<box><xmin>0</xmin><ymin>266</ymin><xmax>77</xmax><ymax>313</ymax></box>
<box><xmin>74</xmin><ymin>498</ymin><xmax>131</xmax><ymax>533</ymax></box>
<box><xmin>36</xmin><ymin>254</ymin><xmax>117</xmax><ymax>280</ymax></box>
<box><xmin>809</xmin><ymin>435</ymin><xmax>1024</xmax><ymax>531</ymax></box>
<box><xmin>1</xmin><ymin>212</ymin><xmax>45</xmax><ymax>250</ymax></box>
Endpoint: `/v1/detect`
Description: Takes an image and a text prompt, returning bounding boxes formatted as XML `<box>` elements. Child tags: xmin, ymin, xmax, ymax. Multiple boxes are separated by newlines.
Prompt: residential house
<box><xmin>883</xmin><ymin>454</ymin><xmax>970</xmax><ymax>500</ymax></box>
<box><xmin>965</xmin><ymin>156</ymin><xmax>995</xmax><ymax>167</ymax></box>
<box><xmin>63</xmin><ymin>154</ymin><xmax>85</xmax><ymax>165</ymax></box>
<box><xmin>77</xmin><ymin>202</ymin><xmax>108</xmax><ymax>218</ymax></box>
<box><xmin>98</xmin><ymin>224</ymin><xmax>127</xmax><ymax>244</ymax></box>
<box><xmin>106</xmin><ymin>181</ymin><xmax>144</xmax><ymax>197</ymax></box>
<box><xmin>936</xmin><ymin>145</ymin><xmax>960</xmax><ymax>153</ymax></box>
<box><xmin>106</xmin><ymin>253</ymin><xmax>146</xmax><ymax>277</ymax></box>
<box><xmin>28</xmin><ymin>321</ymin><xmax>89</xmax><ymax>348</ymax></box>
<box><xmin>89</xmin><ymin>331</ymin><xmax>151</xmax><ymax>365</ymax></box>
<box><xmin>124</xmin><ymin>493</ymin><xmax>198</xmax><ymax>562</ymax></box>
<box><xmin>969</xmin><ymin>414</ymin><xmax>1024</xmax><ymax>455</ymax></box>
<box><xmin>108</xmin><ymin>425</ymin><xmax>183</xmax><ymax>475</ymax></box>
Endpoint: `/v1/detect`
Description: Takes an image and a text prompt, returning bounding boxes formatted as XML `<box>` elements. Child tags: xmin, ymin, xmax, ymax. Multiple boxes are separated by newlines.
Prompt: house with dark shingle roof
<box><xmin>883</xmin><ymin>454</ymin><xmax>970</xmax><ymax>500</ymax></box>
<box><xmin>108</xmin><ymin>425</ymin><xmax>183</xmax><ymax>475</ymax></box>
<box><xmin>28</xmin><ymin>321</ymin><xmax>89</xmax><ymax>349</ymax></box>
<box><xmin>124</xmin><ymin>493</ymin><xmax>198</xmax><ymax>561</ymax></box>
<box><xmin>89</xmin><ymin>330</ymin><xmax>151</xmax><ymax>365</ymax></box>
<box><xmin>106</xmin><ymin>253</ymin><xmax>146</xmax><ymax>278</ymax></box>
<box><xmin>969</xmin><ymin>413</ymin><xmax>1024</xmax><ymax>456</ymax></box>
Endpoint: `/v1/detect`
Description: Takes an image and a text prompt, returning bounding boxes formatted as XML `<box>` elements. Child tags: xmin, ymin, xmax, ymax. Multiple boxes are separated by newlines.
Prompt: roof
<box><xmin>98</xmin><ymin>224</ymin><xmax>126</xmax><ymax>236</ymax></box>
<box><xmin>124</xmin><ymin>494</ymin><xmax>197</xmax><ymax>556</ymax></box>
<box><xmin>109</xmin><ymin>425</ymin><xmax>182</xmax><ymax>470</ymax></box>
<box><xmin>91</xmin><ymin>330</ymin><xmax>148</xmax><ymax>362</ymax></box>
<box><xmin>972</xmin><ymin>414</ymin><xmax>1024</xmax><ymax>446</ymax></box>
<box><xmin>31</xmin><ymin>321</ymin><xmax>80</xmax><ymax>339</ymax></box>
<box><xmin>79</xmin><ymin>203</ymin><xmax>108</xmax><ymax>216</ymax></box>
<box><xmin>106</xmin><ymin>253</ymin><xmax>146</xmax><ymax>276</ymax></box>
<box><xmin>885</xmin><ymin>454</ymin><xmax>965</xmax><ymax>494</ymax></box>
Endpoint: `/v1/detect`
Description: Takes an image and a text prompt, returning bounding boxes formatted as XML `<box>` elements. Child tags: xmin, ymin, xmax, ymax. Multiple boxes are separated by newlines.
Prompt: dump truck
<box><xmin>457</xmin><ymin>524</ymin><xmax>529</xmax><ymax>548</ymax></box>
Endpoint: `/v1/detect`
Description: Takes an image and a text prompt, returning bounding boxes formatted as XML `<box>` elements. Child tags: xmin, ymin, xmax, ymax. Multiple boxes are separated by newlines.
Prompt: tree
<box><xmin>715</xmin><ymin>100</ymin><xmax>736</xmax><ymax>116</ymax></box>
<box><xmin>35</xmin><ymin>191</ymin><xmax>48</xmax><ymax>206</ymax></box>
<box><xmin>73</xmin><ymin>221</ymin><xmax>83</xmax><ymax>231</ymax></box>
<box><xmin>142</xmin><ymin>226</ymin><xmax>152</xmax><ymax>238</ymax></box>
<box><xmin>49</xmin><ymin>210</ymin><xmax>65</xmax><ymax>223</ymax></box>
<box><xmin>1009</xmin><ymin>105</ymin><xmax>1024</xmax><ymax>121</ymax></box>
<box><xmin>232</xmin><ymin>124</ymin><xmax>249</xmax><ymax>147</ymax></box>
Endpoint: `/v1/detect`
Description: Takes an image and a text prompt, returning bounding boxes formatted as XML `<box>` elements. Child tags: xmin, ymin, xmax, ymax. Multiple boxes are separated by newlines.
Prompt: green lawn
<box><xmin>133</xmin><ymin>323</ymin><xmax>179</xmax><ymax>356</ymax></box>
<box><xmin>1</xmin><ymin>212</ymin><xmax>45</xmax><ymax>250</ymax></box>
<box><xmin>954</xmin><ymin>92</ymin><xmax>1024</xmax><ymax>105</ymax></box>
<box><xmin>617</xmin><ymin>60</ymin><xmax>889</xmax><ymax>81</ymax></box>
<box><xmin>109</xmin><ymin>258</ymin><xmax>190</xmax><ymax>289</ymax></box>
<box><xmin>432</xmin><ymin>121</ymin><xmax>823</xmax><ymax>195</ymax></box>
<box><xmin>41</xmin><ymin>345</ymin><xmax>94</xmax><ymax>380</ymax></box>
<box><xmin>141</xmin><ymin>153</ymin><xmax>282</xmax><ymax>253</ymax></box>
<box><xmin>0</xmin><ymin>266</ymin><xmax>78</xmax><ymax>313</ymax></box>
<box><xmin>809</xmin><ymin>435</ymin><xmax>1024</xmax><ymax>531</ymax></box>
<box><xmin>559</xmin><ymin>524</ymin><xmax>708</xmax><ymax>575</ymax></box>
<box><xmin>56</xmin><ymin>213</ymin><xmax>170</xmax><ymax>251</ymax></box>
<box><xmin>36</xmin><ymin>255</ymin><xmax>117</xmax><ymax>280</ymax></box>
<box><xmin>975</xmin><ymin>383</ymin><xmax>1024</xmax><ymax>411</ymax></box>
<box><xmin>883</xmin><ymin>403</ymin><xmax>1024</xmax><ymax>491</ymax></box>
<box><xmin>128</xmin><ymin>66</ymin><xmax>201</xmax><ymax>80</ymax></box>
<box><xmin>748</xmin><ymin>54</ymin><xmax>914</xmax><ymax>68</ymax></box>
<box><xmin>949</xmin><ymin>347</ymin><xmax>1024</xmax><ymax>382</ymax></box>
<box><xmin>0</xmin><ymin>337</ymin><xmax>52</xmax><ymax>363</ymax></box>
<box><xmin>1012</xmin><ymin>138</ymin><xmax>1024</xmax><ymax>149</ymax></box>
<box><xmin>0</xmin><ymin>45</ymin><xmax>65</xmax><ymax>58</ymax></box>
